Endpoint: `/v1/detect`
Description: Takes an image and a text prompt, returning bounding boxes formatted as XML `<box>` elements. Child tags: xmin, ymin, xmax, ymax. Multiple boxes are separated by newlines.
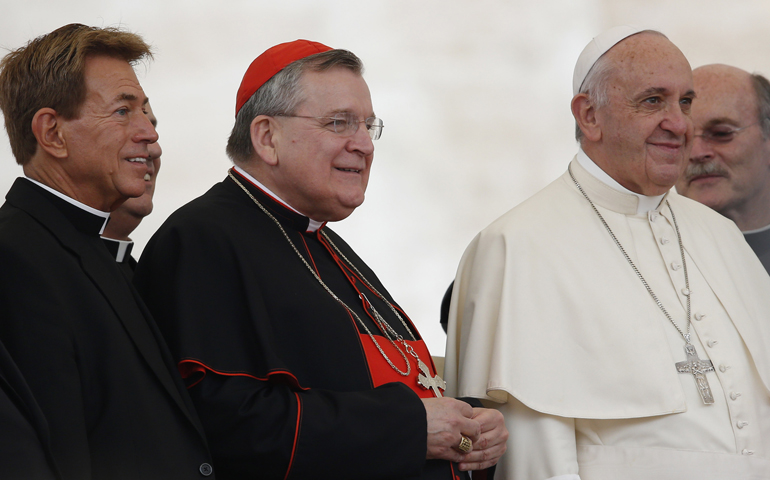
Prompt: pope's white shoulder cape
<box><xmin>445</xmin><ymin>158</ymin><xmax>770</xmax><ymax>418</ymax></box>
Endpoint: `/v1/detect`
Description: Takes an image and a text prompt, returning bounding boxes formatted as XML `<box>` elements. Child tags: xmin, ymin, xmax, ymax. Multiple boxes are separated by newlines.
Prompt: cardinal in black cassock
<box><xmin>135</xmin><ymin>40</ymin><xmax>506</xmax><ymax>480</ymax></box>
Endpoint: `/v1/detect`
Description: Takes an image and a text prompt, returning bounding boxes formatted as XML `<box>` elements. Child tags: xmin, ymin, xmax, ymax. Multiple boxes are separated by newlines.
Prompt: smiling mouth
<box><xmin>127</xmin><ymin>157</ymin><xmax>147</xmax><ymax>164</ymax></box>
<box><xmin>336</xmin><ymin>168</ymin><xmax>361</xmax><ymax>173</ymax></box>
<box><xmin>651</xmin><ymin>142</ymin><xmax>684</xmax><ymax>151</ymax></box>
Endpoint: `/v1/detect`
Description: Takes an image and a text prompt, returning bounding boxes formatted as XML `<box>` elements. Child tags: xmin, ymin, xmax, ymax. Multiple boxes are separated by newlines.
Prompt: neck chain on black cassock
<box><xmin>228</xmin><ymin>170</ymin><xmax>447</xmax><ymax>397</ymax></box>
<box><xmin>568</xmin><ymin>165</ymin><xmax>715</xmax><ymax>405</ymax></box>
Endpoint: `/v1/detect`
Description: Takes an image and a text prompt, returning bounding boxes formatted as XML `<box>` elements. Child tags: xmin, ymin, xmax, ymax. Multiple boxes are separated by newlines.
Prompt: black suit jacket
<box><xmin>0</xmin><ymin>338</ymin><xmax>60</xmax><ymax>480</ymax></box>
<box><xmin>0</xmin><ymin>179</ymin><xmax>214</xmax><ymax>480</ymax></box>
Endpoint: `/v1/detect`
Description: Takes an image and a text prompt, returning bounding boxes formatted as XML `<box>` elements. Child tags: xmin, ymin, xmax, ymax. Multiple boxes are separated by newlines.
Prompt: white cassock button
<box><xmin>649</xmin><ymin>213</ymin><xmax>658</xmax><ymax>221</ymax></box>
<box><xmin>707</xmin><ymin>340</ymin><xmax>718</xmax><ymax>348</ymax></box>
<box><xmin>742</xmin><ymin>449</ymin><xmax>754</xmax><ymax>455</ymax></box>
<box><xmin>737</xmin><ymin>421</ymin><xmax>749</xmax><ymax>429</ymax></box>
<box><xmin>694</xmin><ymin>313</ymin><xmax>705</xmax><ymax>321</ymax></box>
<box><xmin>730</xmin><ymin>392</ymin><xmax>742</xmax><ymax>400</ymax></box>
<box><xmin>681</xmin><ymin>288</ymin><xmax>690</xmax><ymax>296</ymax></box>
<box><xmin>660</xmin><ymin>237</ymin><xmax>669</xmax><ymax>245</ymax></box>
<box><xmin>671</xmin><ymin>262</ymin><xmax>681</xmax><ymax>270</ymax></box>
<box><xmin>719</xmin><ymin>364</ymin><xmax>730</xmax><ymax>372</ymax></box>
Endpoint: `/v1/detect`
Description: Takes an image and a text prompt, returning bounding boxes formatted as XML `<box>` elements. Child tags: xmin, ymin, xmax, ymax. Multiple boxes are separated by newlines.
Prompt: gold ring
<box><xmin>457</xmin><ymin>435</ymin><xmax>473</xmax><ymax>453</ymax></box>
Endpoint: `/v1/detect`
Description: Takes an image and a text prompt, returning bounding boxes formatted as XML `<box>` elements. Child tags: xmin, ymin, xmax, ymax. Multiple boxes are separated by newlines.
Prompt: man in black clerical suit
<box><xmin>0</xmin><ymin>24</ymin><xmax>214</xmax><ymax>479</ymax></box>
<box><xmin>102</xmin><ymin>102</ymin><xmax>162</xmax><ymax>276</ymax></box>
<box><xmin>135</xmin><ymin>40</ymin><xmax>507</xmax><ymax>480</ymax></box>
<box><xmin>676</xmin><ymin>65</ymin><xmax>770</xmax><ymax>274</ymax></box>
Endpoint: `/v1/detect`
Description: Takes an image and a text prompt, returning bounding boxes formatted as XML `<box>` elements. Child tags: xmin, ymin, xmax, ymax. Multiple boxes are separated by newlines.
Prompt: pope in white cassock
<box><xmin>444</xmin><ymin>26</ymin><xmax>770</xmax><ymax>480</ymax></box>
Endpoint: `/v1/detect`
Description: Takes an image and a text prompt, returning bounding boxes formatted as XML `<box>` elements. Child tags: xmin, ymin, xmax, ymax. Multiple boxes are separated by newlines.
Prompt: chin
<box><xmin>325</xmin><ymin>210</ymin><xmax>356</xmax><ymax>222</ymax></box>
<box><xmin>121</xmin><ymin>199</ymin><xmax>154</xmax><ymax>218</ymax></box>
<box><xmin>649</xmin><ymin>175</ymin><xmax>680</xmax><ymax>193</ymax></box>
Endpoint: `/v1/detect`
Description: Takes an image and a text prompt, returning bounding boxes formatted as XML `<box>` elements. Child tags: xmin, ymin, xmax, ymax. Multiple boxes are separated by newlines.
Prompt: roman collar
<box><xmin>229</xmin><ymin>166</ymin><xmax>325</xmax><ymax>233</ymax></box>
<box><xmin>576</xmin><ymin>148</ymin><xmax>667</xmax><ymax>215</ymax></box>
<box><xmin>23</xmin><ymin>178</ymin><xmax>109</xmax><ymax>236</ymax></box>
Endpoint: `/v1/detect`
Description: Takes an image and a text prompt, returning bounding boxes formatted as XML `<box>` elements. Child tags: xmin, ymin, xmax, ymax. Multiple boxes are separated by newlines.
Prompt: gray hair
<box><xmin>574</xmin><ymin>30</ymin><xmax>666</xmax><ymax>142</ymax></box>
<box><xmin>226</xmin><ymin>49</ymin><xmax>363</xmax><ymax>164</ymax></box>
<box><xmin>574</xmin><ymin>54</ymin><xmax>615</xmax><ymax>142</ymax></box>
<box><xmin>751</xmin><ymin>73</ymin><xmax>770</xmax><ymax>139</ymax></box>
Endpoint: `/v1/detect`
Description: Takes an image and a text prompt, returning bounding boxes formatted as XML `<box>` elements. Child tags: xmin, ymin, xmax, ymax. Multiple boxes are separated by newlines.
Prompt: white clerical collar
<box><xmin>232</xmin><ymin>165</ymin><xmax>324</xmax><ymax>232</ymax></box>
<box><xmin>100</xmin><ymin>237</ymin><xmax>134</xmax><ymax>263</ymax></box>
<box><xmin>576</xmin><ymin>148</ymin><xmax>666</xmax><ymax>215</ymax></box>
<box><xmin>24</xmin><ymin>177</ymin><xmax>110</xmax><ymax>234</ymax></box>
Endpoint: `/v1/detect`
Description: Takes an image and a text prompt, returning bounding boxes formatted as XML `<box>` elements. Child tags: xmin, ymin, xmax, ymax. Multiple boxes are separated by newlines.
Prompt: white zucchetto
<box><xmin>572</xmin><ymin>25</ymin><xmax>645</xmax><ymax>96</ymax></box>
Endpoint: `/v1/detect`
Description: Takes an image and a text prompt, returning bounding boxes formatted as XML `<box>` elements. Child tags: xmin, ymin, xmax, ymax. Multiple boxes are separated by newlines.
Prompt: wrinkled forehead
<box><xmin>694</xmin><ymin>65</ymin><xmax>747</xmax><ymax>87</ymax></box>
<box><xmin>83</xmin><ymin>55</ymin><xmax>146</xmax><ymax>102</ymax></box>
<box><xmin>693</xmin><ymin>66</ymin><xmax>756</xmax><ymax>118</ymax></box>
<box><xmin>296</xmin><ymin>67</ymin><xmax>373</xmax><ymax>113</ymax></box>
<box><xmin>606</xmin><ymin>33</ymin><xmax>693</xmax><ymax>90</ymax></box>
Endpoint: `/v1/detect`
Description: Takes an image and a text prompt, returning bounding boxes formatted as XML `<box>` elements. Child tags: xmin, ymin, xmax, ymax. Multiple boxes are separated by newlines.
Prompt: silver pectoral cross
<box><xmin>675</xmin><ymin>343</ymin><xmax>715</xmax><ymax>405</ymax></box>
<box><xmin>417</xmin><ymin>358</ymin><xmax>446</xmax><ymax>397</ymax></box>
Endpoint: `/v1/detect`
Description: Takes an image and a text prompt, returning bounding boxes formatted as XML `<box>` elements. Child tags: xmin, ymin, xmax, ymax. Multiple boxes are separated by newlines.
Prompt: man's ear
<box><xmin>31</xmin><ymin>108</ymin><xmax>67</xmax><ymax>159</ymax></box>
<box><xmin>571</xmin><ymin>94</ymin><xmax>602</xmax><ymax>142</ymax></box>
<box><xmin>251</xmin><ymin>115</ymin><xmax>280</xmax><ymax>166</ymax></box>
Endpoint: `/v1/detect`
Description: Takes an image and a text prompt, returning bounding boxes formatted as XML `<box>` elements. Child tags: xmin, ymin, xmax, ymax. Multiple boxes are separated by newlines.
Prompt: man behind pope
<box><xmin>675</xmin><ymin>65</ymin><xmax>770</xmax><ymax>274</ymax></box>
<box><xmin>134</xmin><ymin>40</ymin><xmax>507</xmax><ymax>479</ymax></box>
<box><xmin>445</xmin><ymin>26</ymin><xmax>770</xmax><ymax>479</ymax></box>
<box><xmin>0</xmin><ymin>23</ymin><xmax>214</xmax><ymax>478</ymax></box>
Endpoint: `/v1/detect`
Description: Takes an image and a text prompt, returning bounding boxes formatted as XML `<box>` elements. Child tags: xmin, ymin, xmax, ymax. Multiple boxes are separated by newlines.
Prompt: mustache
<box><xmin>684</xmin><ymin>161</ymin><xmax>728</xmax><ymax>181</ymax></box>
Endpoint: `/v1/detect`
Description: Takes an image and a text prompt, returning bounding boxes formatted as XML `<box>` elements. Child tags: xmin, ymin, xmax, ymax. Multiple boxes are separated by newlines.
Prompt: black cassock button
<box><xmin>199</xmin><ymin>463</ymin><xmax>213</xmax><ymax>476</ymax></box>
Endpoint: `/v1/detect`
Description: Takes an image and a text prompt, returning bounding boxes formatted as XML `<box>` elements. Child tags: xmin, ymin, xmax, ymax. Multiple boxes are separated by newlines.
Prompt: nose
<box><xmin>134</xmin><ymin>109</ymin><xmax>159</xmax><ymax>144</ymax></box>
<box><xmin>347</xmin><ymin>120</ymin><xmax>375</xmax><ymax>156</ymax></box>
<box><xmin>661</xmin><ymin>103</ymin><xmax>691</xmax><ymax>138</ymax></box>
<box><xmin>148</xmin><ymin>139</ymin><xmax>162</xmax><ymax>162</ymax></box>
<box><xmin>147</xmin><ymin>143</ymin><xmax>161</xmax><ymax>178</ymax></box>
<box><xmin>689</xmin><ymin>135</ymin><xmax>714</xmax><ymax>163</ymax></box>
<box><xmin>147</xmin><ymin>156</ymin><xmax>161</xmax><ymax>179</ymax></box>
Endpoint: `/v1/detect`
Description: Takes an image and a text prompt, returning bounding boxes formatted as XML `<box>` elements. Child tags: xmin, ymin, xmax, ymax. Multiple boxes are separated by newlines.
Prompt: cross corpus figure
<box><xmin>676</xmin><ymin>343</ymin><xmax>715</xmax><ymax>405</ymax></box>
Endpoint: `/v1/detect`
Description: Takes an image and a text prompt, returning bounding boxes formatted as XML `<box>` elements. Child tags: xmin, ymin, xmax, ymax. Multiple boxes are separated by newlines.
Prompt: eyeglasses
<box><xmin>276</xmin><ymin>112</ymin><xmax>384</xmax><ymax>140</ymax></box>
<box><xmin>695</xmin><ymin>122</ymin><xmax>758</xmax><ymax>144</ymax></box>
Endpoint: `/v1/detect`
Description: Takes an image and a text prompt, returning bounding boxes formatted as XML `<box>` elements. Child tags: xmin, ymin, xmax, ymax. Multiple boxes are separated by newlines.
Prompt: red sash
<box><xmin>359</xmin><ymin>335</ymin><xmax>442</xmax><ymax>398</ymax></box>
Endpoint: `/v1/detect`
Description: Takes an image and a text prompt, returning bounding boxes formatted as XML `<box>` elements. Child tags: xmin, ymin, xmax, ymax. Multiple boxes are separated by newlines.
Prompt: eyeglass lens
<box><xmin>697</xmin><ymin>124</ymin><xmax>753</xmax><ymax>144</ymax></box>
<box><xmin>331</xmin><ymin>113</ymin><xmax>383</xmax><ymax>140</ymax></box>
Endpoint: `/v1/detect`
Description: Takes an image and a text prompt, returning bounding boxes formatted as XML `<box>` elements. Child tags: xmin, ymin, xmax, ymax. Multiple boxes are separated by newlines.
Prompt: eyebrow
<box><xmin>636</xmin><ymin>87</ymin><xmax>666</xmax><ymax>99</ymax></box>
<box><xmin>635</xmin><ymin>87</ymin><xmax>695</xmax><ymax>99</ymax></box>
<box><xmin>701</xmin><ymin>117</ymin><xmax>741</xmax><ymax>128</ymax></box>
<box><xmin>325</xmin><ymin>108</ymin><xmax>353</xmax><ymax>116</ymax></box>
<box><xmin>115</xmin><ymin>93</ymin><xmax>150</xmax><ymax>106</ymax></box>
<box><xmin>325</xmin><ymin>108</ymin><xmax>376</xmax><ymax>117</ymax></box>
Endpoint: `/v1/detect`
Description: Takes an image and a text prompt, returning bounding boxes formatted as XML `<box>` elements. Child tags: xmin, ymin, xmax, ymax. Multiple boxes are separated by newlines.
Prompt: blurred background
<box><xmin>2</xmin><ymin>0</ymin><xmax>769</xmax><ymax>355</ymax></box>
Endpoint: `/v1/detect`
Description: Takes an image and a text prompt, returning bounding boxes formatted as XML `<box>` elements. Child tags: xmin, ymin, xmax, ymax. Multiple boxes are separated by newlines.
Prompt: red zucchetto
<box><xmin>235</xmin><ymin>39</ymin><xmax>332</xmax><ymax>116</ymax></box>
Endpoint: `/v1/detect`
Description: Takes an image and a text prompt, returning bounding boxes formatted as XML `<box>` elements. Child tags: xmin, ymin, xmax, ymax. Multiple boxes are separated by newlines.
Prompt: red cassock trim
<box><xmin>177</xmin><ymin>359</ymin><xmax>309</xmax><ymax>391</ymax></box>
<box><xmin>284</xmin><ymin>391</ymin><xmax>302</xmax><ymax>480</ymax></box>
<box><xmin>358</xmin><ymin>335</ymin><xmax>441</xmax><ymax>398</ymax></box>
<box><xmin>178</xmin><ymin>359</ymin><xmax>305</xmax><ymax>480</ymax></box>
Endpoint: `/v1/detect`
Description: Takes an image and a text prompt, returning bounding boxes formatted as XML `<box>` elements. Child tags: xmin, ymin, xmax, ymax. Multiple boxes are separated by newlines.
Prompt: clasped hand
<box><xmin>422</xmin><ymin>397</ymin><xmax>508</xmax><ymax>471</ymax></box>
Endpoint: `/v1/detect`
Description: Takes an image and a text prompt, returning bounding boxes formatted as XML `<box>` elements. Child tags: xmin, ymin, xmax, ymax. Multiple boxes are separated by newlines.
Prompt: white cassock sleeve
<box><xmin>492</xmin><ymin>395</ymin><xmax>580</xmax><ymax>480</ymax></box>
